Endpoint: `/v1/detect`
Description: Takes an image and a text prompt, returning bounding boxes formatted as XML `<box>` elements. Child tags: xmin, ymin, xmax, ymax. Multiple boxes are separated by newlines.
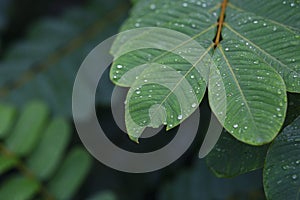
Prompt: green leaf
<box><xmin>206</xmin><ymin>130</ymin><xmax>268</xmax><ymax>178</ymax></box>
<box><xmin>0</xmin><ymin>155</ymin><xmax>17</xmax><ymax>175</ymax></box>
<box><xmin>5</xmin><ymin>101</ymin><xmax>49</xmax><ymax>156</ymax></box>
<box><xmin>110</xmin><ymin>0</ymin><xmax>298</xmax><ymax>144</ymax></box>
<box><xmin>26</xmin><ymin>117</ymin><xmax>71</xmax><ymax>180</ymax></box>
<box><xmin>0</xmin><ymin>176</ymin><xmax>40</xmax><ymax>200</ymax></box>
<box><xmin>210</xmin><ymin>41</ymin><xmax>287</xmax><ymax>145</ymax></box>
<box><xmin>48</xmin><ymin>147</ymin><xmax>92</xmax><ymax>200</ymax></box>
<box><xmin>159</xmin><ymin>160</ymin><xmax>265</xmax><ymax>200</ymax></box>
<box><xmin>0</xmin><ymin>104</ymin><xmax>16</xmax><ymax>138</ymax></box>
<box><xmin>263</xmin><ymin>116</ymin><xmax>300</xmax><ymax>200</ymax></box>
<box><xmin>224</xmin><ymin>3</ymin><xmax>300</xmax><ymax>92</ymax></box>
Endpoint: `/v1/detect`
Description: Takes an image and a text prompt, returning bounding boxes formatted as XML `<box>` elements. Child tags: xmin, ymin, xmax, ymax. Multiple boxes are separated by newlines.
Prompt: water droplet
<box><xmin>191</xmin><ymin>24</ymin><xmax>196</xmax><ymax>28</ymax></box>
<box><xmin>190</xmin><ymin>75</ymin><xmax>195</xmax><ymax>79</ymax></box>
<box><xmin>182</xmin><ymin>2</ymin><xmax>188</xmax><ymax>7</ymax></box>
<box><xmin>296</xmin><ymin>160</ymin><xmax>300</xmax><ymax>164</ymax></box>
<box><xmin>148</xmin><ymin>94</ymin><xmax>152</xmax><ymax>98</ymax></box>
<box><xmin>233</xmin><ymin>124</ymin><xmax>238</xmax><ymax>128</ymax></box>
<box><xmin>263</xmin><ymin>22</ymin><xmax>267</xmax><ymax>26</ymax></box>
<box><xmin>253</xmin><ymin>60</ymin><xmax>259</xmax><ymax>64</ymax></box>
<box><xmin>177</xmin><ymin>115</ymin><xmax>183</xmax><ymax>120</ymax></box>
<box><xmin>282</xmin><ymin>165</ymin><xmax>288</xmax><ymax>170</ymax></box>
<box><xmin>136</xmin><ymin>90</ymin><xmax>141</xmax><ymax>94</ymax></box>
<box><xmin>117</xmin><ymin>65</ymin><xmax>123</xmax><ymax>69</ymax></box>
<box><xmin>290</xmin><ymin>2</ymin><xmax>295</xmax><ymax>7</ymax></box>
<box><xmin>276</xmin><ymin>108</ymin><xmax>281</xmax><ymax>111</ymax></box>
<box><xmin>292</xmin><ymin>174</ymin><xmax>298</xmax><ymax>180</ymax></box>
<box><xmin>135</xmin><ymin>23</ymin><xmax>140</xmax><ymax>27</ymax></box>
<box><xmin>283</xmin><ymin>1</ymin><xmax>287</xmax><ymax>4</ymax></box>
<box><xmin>244</xmin><ymin>126</ymin><xmax>248</xmax><ymax>130</ymax></box>
<box><xmin>144</xmin><ymin>79</ymin><xmax>148</xmax><ymax>82</ymax></box>
<box><xmin>253</xmin><ymin>20</ymin><xmax>258</xmax><ymax>24</ymax></box>
<box><xmin>225</xmin><ymin>47</ymin><xmax>229</xmax><ymax>51</ymax></box>
<box><xmin>192</xmin><ymin>103</ymin><xmax>197</xmax><ymax>108</ymax></box>
<box><xmin>202</xmin><ymin>3</ymin><xmax>207</xmax><ymax>7</ymax></box>
<box><xmin>113</xmin><ymin>75</ymin><xmax>117</xmax><ymax>79</ymax></box>
<box><xmin>150</xmin><ymin>4</ymin><xmax>156</xmax><ymax>10</ymax></box>
<box><xmin>273</xmin><ymin>26</ymin><xmax>277</xmax><ymax>31</ymax></box>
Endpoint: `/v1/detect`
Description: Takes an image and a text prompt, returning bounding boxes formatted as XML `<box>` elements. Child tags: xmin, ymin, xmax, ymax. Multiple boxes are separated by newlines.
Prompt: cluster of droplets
<box><xmin>282</xmin><ymin>1</ymin><xmax>297</xmax><ymax>7</ymax></box>
<box><xmin>112</xmin><ymin>64</ymin><xmax>125</xmax><ymax>80</ymax></box>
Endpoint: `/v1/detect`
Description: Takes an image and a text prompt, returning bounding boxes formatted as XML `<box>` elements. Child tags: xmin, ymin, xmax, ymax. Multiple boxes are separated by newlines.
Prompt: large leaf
<box><xmin>110</xmin><ymin>0</ymin><xmax>299</xmax><ymax>144</ymax></box>
<box><xmin>263</xmin><ymin>116</ymin><xmax>300</xmax><ymax>200</ymax></box>
<box><xmin>206</xmin><ymin>130</ymin><xmax>268</xmax><ymax>177</ymax></box>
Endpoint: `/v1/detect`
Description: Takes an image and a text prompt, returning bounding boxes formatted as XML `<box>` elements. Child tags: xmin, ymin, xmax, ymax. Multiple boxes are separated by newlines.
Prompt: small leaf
<box><xmin>48</xmin><ymin>147</ymin><xmax>92</xmax><ymax>200</ymax></box>
<box><xmin>26</xmin><ymin>117</ymin><xmax>71</xmax><ymax>180</ymax></box>
<box><xmin>0</xmin><ymin>155</ymin><xmax>18</xmax><ymax>175</ymax></box>
<box><xmin>0</xmin><ymin>176</ymin><xmax>40</xmax><ymax>200</ymax></box>
<box><xmin>5</xmin><ymin>101</ymin><xmax>49</xmax><ymax>156</ymax></box>
<box><xmin>263</xmin><ymin>116</ymin><xmax>300</xmax><ymax>200</ymax></box>
<box><xmin>0</xmin><ymin>104</ymin><xmax>16</xmax><ymax>138</ymax></box>
<box><xmin>206</xmin><ymin>130</ymin><xmax>268</xmax><ymax>178</ymax></box>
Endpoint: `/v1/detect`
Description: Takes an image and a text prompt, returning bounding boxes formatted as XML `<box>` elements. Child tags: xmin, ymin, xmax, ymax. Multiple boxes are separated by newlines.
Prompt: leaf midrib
<box><xmin>218</xmin><ymin>45</ymin><xmax>258</xmax><ymax>132</ymax></box>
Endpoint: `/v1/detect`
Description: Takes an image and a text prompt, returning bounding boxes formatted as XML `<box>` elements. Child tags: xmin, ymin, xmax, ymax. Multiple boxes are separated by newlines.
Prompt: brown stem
<box><xmin>214</xmin><ymin>0</ymin><xmax>228</xmax><ymax>47</ymax></box>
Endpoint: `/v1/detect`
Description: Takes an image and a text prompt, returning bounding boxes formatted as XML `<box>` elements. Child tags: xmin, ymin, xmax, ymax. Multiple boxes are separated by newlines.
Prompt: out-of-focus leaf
<box><xmin>0</xmin><ymin>155</ymin><xmax>17</xmax><ymax>175</ymax></box>
<box><xmin>0</xmin><ymin>176</ymin><xmax>40</xmax><ymax>200</ymax></box>
<box><xmin>0</xmin><ymin>104</ymin><xmax>16</xmax><ymax>138</ymax></box>
<box><xmin>159</xmin><ymin>160</ymin><xmax>265</xmax><ymax>200</ymax></box>
<box><xmin>263</xmin><ymin>116</ymin><xmax>300</xmax><ymax>200</ymax></box>
<box><xmin>5</xmin><ymin>101</ymin><xmax>48</xmax><ymax>156</ymax></box>
<box><xmin>48</xmin><ymin>147</ymin><xmax>92</xmax><ymax>200</ymax></box>
<box><xmin>26</xmin><ymin>118</ymin><xmax>71</xmax><ymax>180</ymax></box>
<box><xmin>285</xmin><ymin>93</ymin><xmax>300</xmax><ymax>126</ymax></box>
<box><xmin>0</xmin><ymin>0</ymin><xmax>129</xmax><ymax>116</ymax></box>
<box><xmin>206</xmin><ymin>130</ymin><xmax>268</xmax><ymax>177</ymax></box>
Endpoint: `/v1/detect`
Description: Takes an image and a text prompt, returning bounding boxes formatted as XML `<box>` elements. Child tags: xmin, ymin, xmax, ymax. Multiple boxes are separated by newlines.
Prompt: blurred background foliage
<box><xmin>0</xmin><ymin>0</ymin><xmax>275</xmax><ymax>199</ymax></box>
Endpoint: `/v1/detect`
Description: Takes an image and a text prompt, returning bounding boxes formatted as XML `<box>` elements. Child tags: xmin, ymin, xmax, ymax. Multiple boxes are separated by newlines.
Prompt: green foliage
<box><xmin>0</xmin><ymin>101</ymin><xmax>92</xmax><ymax>200</ymax></box>
<box><xmin>206</xmin><ymin>130</ymin><xmax>268</xmax><ymax>177</ymax></box>
<box><xmin>0</xmin><ymin>0</ymin><xmax>129</xmax><ymax>116</ymax></box>
<box><xmin>109</xmin><ymin>0</ymin><xmax>300</xmax><ymax>199</ymax></box>
<box><xmin>159</xmin><ymin>160</ymin><xmax>265</xmax><ymax>200</ymax></box>
<box><xmin>110</xmin><ymin>0</ymin><xmax>299</xmax><ymax>145</ymax></box>
<box><xmin>263</xmin><ymin>116</ymin><xmax>300</xmax><ymax>200</ymax></box>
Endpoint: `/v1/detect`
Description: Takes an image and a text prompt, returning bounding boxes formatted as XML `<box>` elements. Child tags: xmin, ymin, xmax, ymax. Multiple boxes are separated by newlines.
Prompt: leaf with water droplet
<box><xmin>264</xmin><ymin>116</ymin><xmax>300</xmax><ymax>200</ymax></box>
<box><xmin>206</xmin><ymin>130</ymin><xmax>269</xmax><ymax>177</ymax></box>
